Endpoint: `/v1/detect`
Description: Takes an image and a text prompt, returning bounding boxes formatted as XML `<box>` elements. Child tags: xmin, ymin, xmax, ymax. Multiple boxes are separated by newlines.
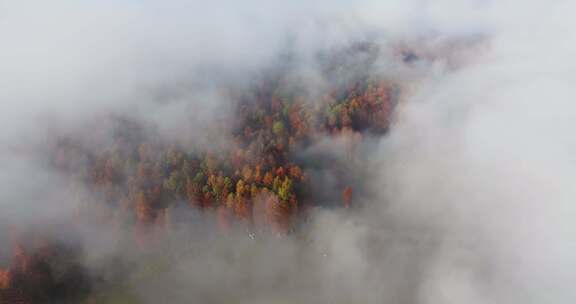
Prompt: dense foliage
<box><xmin>0</xmin><ymin>45</ymin><xmax>407</xmax><ymax>303</ymax></box>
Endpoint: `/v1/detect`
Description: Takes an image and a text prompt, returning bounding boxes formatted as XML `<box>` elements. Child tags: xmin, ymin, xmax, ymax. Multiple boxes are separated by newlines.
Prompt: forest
<box><xmin>3</xmin><ymin>0</ymin><xmax>574</xmax><ymax>303</ymax></box>
<box><xmin>0</xmin><ymin>43</ymin><xmax>409</xmax><ymax>303</ymax></box>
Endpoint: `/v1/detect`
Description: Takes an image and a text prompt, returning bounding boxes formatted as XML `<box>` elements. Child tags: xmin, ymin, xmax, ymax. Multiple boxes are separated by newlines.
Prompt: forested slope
<box><xmin>0</xmin><ymin>44</ymin><xmax>410</xmax><ymax>303</ymax></box>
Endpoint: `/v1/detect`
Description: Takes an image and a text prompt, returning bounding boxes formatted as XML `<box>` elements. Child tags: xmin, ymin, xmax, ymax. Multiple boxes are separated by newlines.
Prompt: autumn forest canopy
<box><xmin>3</xmin><ymin>0</ymin><xmax>574</xmax><ymax>303</ymax></box>
<box><xmin>0</xmin><ymin>41</ymin><xmax>412</xmax><ymax>303</ymax></box>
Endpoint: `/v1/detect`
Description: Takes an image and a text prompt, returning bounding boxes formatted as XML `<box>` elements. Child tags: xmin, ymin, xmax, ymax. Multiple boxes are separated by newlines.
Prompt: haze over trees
<box><xmin>3</xmin><ymin>0</ymin><xmax>575</xmax><ymax>302</ymax></box>
<box><xmin>0</xmin><ymin>43</ymin><xmax>407</xmax><ymax>303</ymax></box>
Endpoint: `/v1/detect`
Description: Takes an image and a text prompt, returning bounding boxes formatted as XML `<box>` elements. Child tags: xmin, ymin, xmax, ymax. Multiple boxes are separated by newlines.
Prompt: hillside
<box><xmin>0</xmin><ymin>44</ymin><xmax>407</xmax><ymax>303</ymax></box>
